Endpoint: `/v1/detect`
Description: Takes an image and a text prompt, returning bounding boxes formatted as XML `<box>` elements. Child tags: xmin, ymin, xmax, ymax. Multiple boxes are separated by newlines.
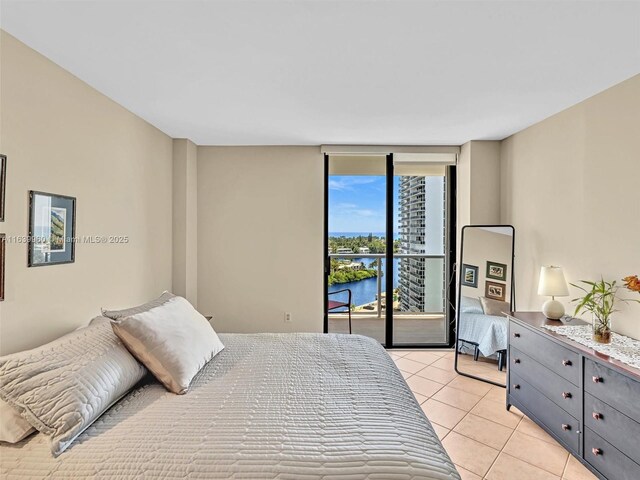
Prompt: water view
<box><xmin>327</xmin><ymin>171</ymin><xmax>448</xmax><ymax>344</ymax></box>
<box><xmin>327</xmin><ymin>256</ymin><xmax>400</xmax><ymax>308</ymax></box>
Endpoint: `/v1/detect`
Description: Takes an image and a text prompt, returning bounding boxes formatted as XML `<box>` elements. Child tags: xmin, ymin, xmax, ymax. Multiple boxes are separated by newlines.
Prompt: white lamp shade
<box><xmin>538</xmin><ymin>266</ymin><xmax>569</xmax><ymax>297</ymax></box>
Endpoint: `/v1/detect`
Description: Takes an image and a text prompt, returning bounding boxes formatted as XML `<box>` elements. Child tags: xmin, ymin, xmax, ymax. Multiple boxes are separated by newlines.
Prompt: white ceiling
<box><xmin>1</xmin><ymin>1</ymin><xmax>639</xmax><ymax>146</ymax></box>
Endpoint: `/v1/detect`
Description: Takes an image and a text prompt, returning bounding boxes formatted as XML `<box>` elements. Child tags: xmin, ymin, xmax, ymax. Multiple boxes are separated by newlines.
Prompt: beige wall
<box><xmin>197</xmin><ymin>146</ymin><xmax>324</xmax><ymax>333</ymax></box>
<box><xmin>0</xmin><ymin>31</ymin><xmax>173</xmax><ymax>354</ymax></box>
<box><xmin>469</xmin><ymin>141</ymin><xmax>501</xmax><ymax>225</ymax></box>
<box><xmin>501</xmin><ymin>74</ymin><xmax>640</xmax><ymax>338</ymax></box>
<box><xmin>458</xmin><ymin>140</ymin><xmax>501</xmax><ymax>229</ymax></box>
<box><xmin>457</xmin><ymin>142</ymin><xmax>472</xmax><ymax>229</ymax></box>
<box><xmin>3</xmin><ymin>27</ymin><xmax>637</xmax><ymax>350</ymax></box>
<box><xmin>172</xmin><ymin>138</ymin><xmax>198</xmax><ymax>306</ymax></box>
<box><xmin>457</xmin><ymin>140</ymin><xmax>502</xmax><ymax>285</ymax></box>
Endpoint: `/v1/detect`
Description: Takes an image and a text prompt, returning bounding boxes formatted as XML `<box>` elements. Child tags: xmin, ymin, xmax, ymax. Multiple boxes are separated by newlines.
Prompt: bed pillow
<box><xmin>102</xmin><ymin>291</ymin><xmax>176</xmax><ymax>320</ymax></box>
<box><xmin>104</xmin><ymin>292</ymin><xmax>224</xmax><ymax>395</ymax></box>
<box><xmin>0</xmin><ymin>399</ymin><xmax>35</xmax><ymax>443</ymax></box>
<box><xmin>460</xmin><ymin>295</ymin><xmax>483</xmax><ymax>314</ymax></box>
<box><xmin>0</xmin><ymin>317</ymin><xmax>146</xmax><ymax>455</ymax></box>
<box><xmin>479</xmin><ymin>296</ymin><xmax>510</xmax><ymax>317</ymax></box>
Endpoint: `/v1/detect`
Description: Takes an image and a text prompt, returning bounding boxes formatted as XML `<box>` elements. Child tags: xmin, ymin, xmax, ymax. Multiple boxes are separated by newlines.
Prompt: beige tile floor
<box><xmin>388</xmin><ymin>348</ymin><xmax>598</xmax><ymax>480</ymax></box>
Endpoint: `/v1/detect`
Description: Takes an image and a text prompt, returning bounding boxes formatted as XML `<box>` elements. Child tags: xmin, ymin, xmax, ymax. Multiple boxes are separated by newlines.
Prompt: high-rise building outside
<box><xmin>398</xmin><ymin>175</ymin><xmax>445</xmax><ymax>313</ymax></box>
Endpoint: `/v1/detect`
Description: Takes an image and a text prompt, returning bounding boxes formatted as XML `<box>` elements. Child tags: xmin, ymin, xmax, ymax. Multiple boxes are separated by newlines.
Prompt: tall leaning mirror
<box><xmin>454</xmin><ymin>225</ymin><xmax>515</xmax><ymax>387</ymax></box>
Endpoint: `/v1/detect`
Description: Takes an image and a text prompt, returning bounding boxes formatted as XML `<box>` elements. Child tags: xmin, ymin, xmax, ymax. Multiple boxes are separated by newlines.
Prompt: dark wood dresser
<box><xmin>507</xmin><ymin>312</ymin><xmax>640</xmax><ymax>480</ymax></box>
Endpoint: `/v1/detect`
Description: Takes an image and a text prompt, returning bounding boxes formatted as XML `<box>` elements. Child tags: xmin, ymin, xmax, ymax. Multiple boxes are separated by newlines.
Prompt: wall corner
<box><xmin>172</xmin><ymin>138</ymin><xmax>198</xmax><ymax>307</ymax></box>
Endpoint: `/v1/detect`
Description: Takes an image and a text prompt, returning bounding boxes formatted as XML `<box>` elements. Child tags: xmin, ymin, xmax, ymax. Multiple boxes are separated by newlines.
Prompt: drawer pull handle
<box><xmin>592</xmin><ymin>448</ymin><xmax>602</xmax><ymax>456</ymax></box>
<box><xmin>592</xmin><ymin>376</ymin><xmax>603</xmax><ymax>383</ymax></box>
<box><xmin>561</xmin><ymin>424</ymin><xmax>571</xmax><ymax>431</ymax></box>
<box><xmin>562</xmin><ymin>360</ymin><xmax>572</xmax><ymax>366</ymax></box>
<box><xmin>562</xmin><ymin>392</ymin><xmax>572</xmax><ymax>399</ymax></box>
<box><xmin>514</xmin><ymin>358</ymin><xmax>521</xmax><ymax>364</ymax></box>
<box><xmin>593</xmin><ymin>412</ymin><xmax>602</xmax><ymax>420</ymax></box>
<box><xmin>513</xmin><ymin>384</ymin><xmax>521</xmax><ymax>390</ymax></box>
<box><xmin>513</xmin><ymin>333</ymin><xmax>521</xmax><ymax>338</ymax></box>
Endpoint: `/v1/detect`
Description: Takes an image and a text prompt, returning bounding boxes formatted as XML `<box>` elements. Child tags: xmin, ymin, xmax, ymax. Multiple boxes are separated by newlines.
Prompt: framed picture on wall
<box><xmin>28</xmin><ymin>191</ymin><xmax>76</xmax><ymax>267</ymax></box>
<box><xmin>0</xmin><ymin>154</ymin><xmax>6</xmax><ymax>222</ymax></box>
<box><xmin>486</xmin><ymin>261</ymin><xmax>507</xmax><ymax>281</ymax></box>
<box><xmin>461</xmin><ymin>264</ymin><xmax>478</xmax><ymax>288</ymax></box>
<box><xmin>0</xmin><ymin>233</ymin><xmax>5</xmax><ymax>301</ymax></box>
<box><xmin>485</xmin><ymin>281</ymin><xmax>506</xmax><ymax>301</ymax></box>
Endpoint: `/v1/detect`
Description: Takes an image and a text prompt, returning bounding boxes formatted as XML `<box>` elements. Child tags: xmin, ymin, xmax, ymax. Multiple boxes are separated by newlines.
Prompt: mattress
<box><xmin>458</xmin><ymin>312</ymin><xmax>508</xmax><ymax>357</ymax></box>
<box><xmin>0</xmin><ymin>333</ymin><xmax>460</xmax><ymax>479</ymax></box>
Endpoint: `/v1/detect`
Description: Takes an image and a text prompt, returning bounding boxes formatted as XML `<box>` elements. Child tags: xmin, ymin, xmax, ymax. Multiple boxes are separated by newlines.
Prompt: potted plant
<box><xmin>572</xmin><ymin>276</ymin><xmax>640</xmax><ymax>344</ymax></box>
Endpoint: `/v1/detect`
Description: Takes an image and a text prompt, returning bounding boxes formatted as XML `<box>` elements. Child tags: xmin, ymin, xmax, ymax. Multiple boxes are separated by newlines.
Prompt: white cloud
<box><xmin>329</xmin><ymin>177</ymin><xmax>378</xmax><ymax>191</ymax></box>
<box><xmin>331</xmin><ymin>202</ymin><xmax>382</xmax><ymax>219</ymax></box>
<box><xmin>354</xmin><ymin>209</ymin><xmax>376</xmax><ymax>217</ymax></box>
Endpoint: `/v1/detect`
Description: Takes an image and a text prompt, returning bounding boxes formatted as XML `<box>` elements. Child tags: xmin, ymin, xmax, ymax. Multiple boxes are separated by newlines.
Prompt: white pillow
<box><xmin>104</xmin><ymin>292</ymin><xmax>224</xmax><ymax>395</ymax></box>
<box><xmin>0</xmin><ymin>399</ymin><xmax>35</xmax><ymax>443</ymax></box>
<box><xmin>0</xmin><ymin>318</ymin><xmax>147</xmax><ymax>455</ymax></box>
<box><xmin>460</xmin><ymin>296</ymin><xmax>483</xmax><ymax>314</ymax></box>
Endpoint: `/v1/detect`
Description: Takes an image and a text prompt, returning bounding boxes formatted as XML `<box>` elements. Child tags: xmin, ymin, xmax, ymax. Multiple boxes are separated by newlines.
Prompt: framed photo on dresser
<box><xmin>28</xmin><ymin>191</ymin><xmax>76</xmax><ymax>267</ymax></box>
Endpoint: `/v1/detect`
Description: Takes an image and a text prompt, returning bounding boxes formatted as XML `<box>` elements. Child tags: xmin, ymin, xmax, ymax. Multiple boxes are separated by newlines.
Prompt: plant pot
<box><xmin>593</xmin><ymin>324</ymin><xmax>612</xmax><ymax>344</ymax></box>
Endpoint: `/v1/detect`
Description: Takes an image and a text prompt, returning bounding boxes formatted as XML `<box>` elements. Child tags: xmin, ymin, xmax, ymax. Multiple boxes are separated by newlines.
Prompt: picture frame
<box><xmin>0</xmin><ymin>154</ymin><xmax>6</xmax><ymax>222</ymax></box>
<box><xmin>0</xmin><ymin>233</ymin><xmax>5</xmax><ymax>301</ymax></box>
<box><xmin>485</xmin><ymin>281</ymin><xmax>506</xmax><ymax>301</ymax></box>
<box><xmin>486</xmin><ymin>261</ymin><xmax>507</xmax><ymax>281</ymax></box>
<box><xmin>461</xmin><ymin>263</ymin><xmax>479</xmax><ymax>288</ymax></box>
<box><xmin>28</xmin><ymin>191</ymin><xmax>76</xmax><ymax>267</ymax></box>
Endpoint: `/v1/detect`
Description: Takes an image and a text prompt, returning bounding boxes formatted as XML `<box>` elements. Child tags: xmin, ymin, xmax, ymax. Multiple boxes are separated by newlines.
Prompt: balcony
<box><xmin>328</xmin><ymin>252</ymin><xmax>447</xmax><ymax>344</ymax></box>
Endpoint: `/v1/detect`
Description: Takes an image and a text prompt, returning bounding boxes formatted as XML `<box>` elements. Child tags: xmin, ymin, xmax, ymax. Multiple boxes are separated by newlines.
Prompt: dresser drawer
<box><xmin>510</xmin><ymin>320</ymin><xmax>580</xmax><ymax>385</ymax></box>
<box><xmin>585</xmin><ymin>392</ymin><xmax>640</xmax><ymax>462</ymax></box>
<box><xmin>510</xmin><ymin>347</ymin><xmax>580</xmax><ymax>418</ymax></box>
<box><xmin>585</xmin><ymin>359</ymin><xmax>640</xmax><ymax>421</ymax></box>
<box><xmin>585</xmin><ymin>428</ymin><xmax>640</xmax><ymax>480</ymax></box>
<box><xmin>510</xmin><ymin>372</ymin><xmax>580</xmax><ymax>453</ymax></box>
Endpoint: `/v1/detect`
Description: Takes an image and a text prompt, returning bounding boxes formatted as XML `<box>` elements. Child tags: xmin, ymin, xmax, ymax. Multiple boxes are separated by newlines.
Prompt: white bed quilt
<box><xmin>0</xmin><ymin>333</ymin><xmax>460</xmax><ymax>479</ymax></box>
<box><xmin>458</xmin><ymin>312</ymin><xmax>508</xmax><ymax>357</ymax></box>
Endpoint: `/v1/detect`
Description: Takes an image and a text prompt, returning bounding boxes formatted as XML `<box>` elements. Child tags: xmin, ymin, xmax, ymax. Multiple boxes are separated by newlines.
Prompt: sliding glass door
<box><xmin>325</xmin><ymin>155</ymin><xmax>387</xmax><ymax>343</ymax></box>
<box><xmin>324</xmin><ymin>153</ymin><xmax>455</xmax><ymax>348</ymax></box>
<box><xmin>393</xmin><ymin>162</ymin><xmax>448</xmax><ymax>345</ymax></box>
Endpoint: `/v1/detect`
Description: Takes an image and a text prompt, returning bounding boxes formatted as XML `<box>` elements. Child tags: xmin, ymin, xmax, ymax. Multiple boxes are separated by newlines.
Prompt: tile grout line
<box><xmin>431</xmin><ymin>375</ymin><xmax>494</xmax><ymax>439</ymax></box>
<box><xmin>393</xmin><ymin>351</ymin><xmax>582</xmax><ymax>479</ymax></box>
<box><xmin>488</xmin><ymin>424</ymin><xmax>572</xmax><ymax>478</ymax></box>
<box><xmin>482</xmin><ymin>413</ymin><xmax>525</xmax><ymax>479</ymax></box>
<box><xmin>438</xmin><ymin>380</ymin><xmax>562</xmax><ymax>478</ymax></box>
<box><xmin>560</xmin><ymin>452</ymin><xmax>571</xmax><ymax>480</ymax></box>
<box><xmin>456</xmin><ymin>383</ymin><xmax>510</xmax><ymax>477</ymax></box>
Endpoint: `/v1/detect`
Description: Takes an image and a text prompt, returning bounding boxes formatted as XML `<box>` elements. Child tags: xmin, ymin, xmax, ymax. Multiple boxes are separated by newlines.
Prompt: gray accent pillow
<box><xmin>104</xmin><ymin>293</ymin><xmax>224</xmax><ymax>395</ymax></box>
<box><xmin>0</xmin><ymin>317</ymin><xmax>146</xmax><ymax>455</ymax></box>
<box><xmin>479</xmin><ymin>296</ymin><xmax>510</xmax><ymax>317</ymax></box>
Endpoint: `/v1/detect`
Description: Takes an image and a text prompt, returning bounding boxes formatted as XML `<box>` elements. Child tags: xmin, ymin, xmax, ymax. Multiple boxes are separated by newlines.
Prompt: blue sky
<box><xmin>329</xmin><ymin>176</ymin><xmax>399</xmax><ymax>233</ymax></box>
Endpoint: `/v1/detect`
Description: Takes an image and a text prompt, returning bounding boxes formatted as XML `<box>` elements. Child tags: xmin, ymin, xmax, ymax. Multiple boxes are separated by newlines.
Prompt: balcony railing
<box><xmin>328</xmin><ymin>253</ymin><xmax>445</xmax><ymax>318</ymax></box>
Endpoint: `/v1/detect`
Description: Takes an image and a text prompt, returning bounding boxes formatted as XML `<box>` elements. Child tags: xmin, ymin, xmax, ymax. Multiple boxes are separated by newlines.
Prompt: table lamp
<box><xmin>538</xmin><ymin>266</ymin><xmax>569</xmax><ymax>319</ymax></box>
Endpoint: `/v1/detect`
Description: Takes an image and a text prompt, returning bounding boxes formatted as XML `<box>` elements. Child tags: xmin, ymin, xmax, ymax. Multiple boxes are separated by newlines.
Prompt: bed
<box><xmin>457</xmin><ymin>296</ymin><xmax>508</xmax><ymax>369</ymax></box>
<box><xmin>1</xmin><ymin>333</ymin><xmax>460</xmax><ymax>479</ymax></box>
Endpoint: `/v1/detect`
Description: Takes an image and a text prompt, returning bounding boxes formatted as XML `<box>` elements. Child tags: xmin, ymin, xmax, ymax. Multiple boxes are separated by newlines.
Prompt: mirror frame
<box><xmin>454</xmin><ymin>224</ymin><xmax>516</xmax><ymax>388</ymax></box>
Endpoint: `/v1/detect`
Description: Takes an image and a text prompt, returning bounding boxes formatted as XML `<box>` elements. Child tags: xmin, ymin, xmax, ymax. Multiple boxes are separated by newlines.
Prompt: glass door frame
<box><xmin>323</xmin><ymin>153</ymin><xmax>457</xmax><ymax>349</ymax></box>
